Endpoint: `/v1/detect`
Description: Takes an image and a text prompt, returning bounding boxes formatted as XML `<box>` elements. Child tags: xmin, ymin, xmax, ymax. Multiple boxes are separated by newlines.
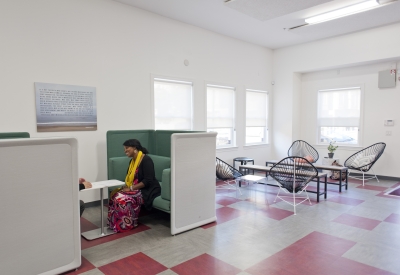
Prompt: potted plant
<box><xmin>327</xmin><ymin>140</ymin><xmax>338</xmax><ymax>158</ymax></box>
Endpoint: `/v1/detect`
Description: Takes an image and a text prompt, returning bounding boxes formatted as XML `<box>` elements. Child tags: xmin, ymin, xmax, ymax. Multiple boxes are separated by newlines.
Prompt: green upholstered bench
<box><xmin>108</xmin><ymin>154</ymin><xmax>171</xmax><ymax>213</ymax></box>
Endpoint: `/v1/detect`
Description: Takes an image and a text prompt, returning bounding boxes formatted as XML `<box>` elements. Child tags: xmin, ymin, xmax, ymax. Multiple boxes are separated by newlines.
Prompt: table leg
<box><xmin>81</xmin><ymin>187</ymin><xmax>116</xmax><ymax>240</ymax></box>
<box><xmin>317</xmin><ymin>177</ymin><xmax>320</xmax><ymax>203</ymax></box>
<box><xmin>345</xmin><ymin>170</ymin><xmax>348</xmax><ymax>190</ymax></box>
<box><xmin>339</xmin><ymin>172</ymin><xmax>342</xmax><ymax>193</ymax></box>
<box><xmin>324</xmin><ymin>175</ymin><xmax>327</xmax><ymax>199</ymax></box>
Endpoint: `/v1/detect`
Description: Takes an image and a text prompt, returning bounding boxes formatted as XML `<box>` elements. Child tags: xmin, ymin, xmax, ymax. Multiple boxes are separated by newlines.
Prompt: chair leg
<box><xmin>372</xmin><ymin>168</ymin><xmax>379</xmax><ymax>182</ymax></box>
<box><xmin>305</xmin><ymin>190</ymin><xmax>311</xmax><ymax>205</ymax></box>
<box><xmin>274</xmin><ymin>188</ymin><xmax>281</xmax><ymax>202</ymax></box>
<box><xmin>235</xmin><ymin>179</ymin><xmax>242</xmax><ymax>196</ymax></box>
<box><xmin>362</xmin><ymin>172</ymin><xmax>365</xmax><ymax>186</ymax></box>
<box><xmin>293</xmin><ymin>190</ymin><xmax>296</xmax><ymax>215</ymax></box>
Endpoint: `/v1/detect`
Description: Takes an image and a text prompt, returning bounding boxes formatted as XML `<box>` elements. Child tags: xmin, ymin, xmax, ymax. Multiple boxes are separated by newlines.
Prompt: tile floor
<box><xmin>65</xmin><ymin>176</ymin><xmax>400</xmax><ymax>275</ymax></box>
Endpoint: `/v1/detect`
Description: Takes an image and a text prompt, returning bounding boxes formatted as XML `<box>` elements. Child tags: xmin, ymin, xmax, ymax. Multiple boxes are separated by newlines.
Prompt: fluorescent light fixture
<box><xmin>305</xmin><ymin>0</ymin><xmax>380</xmax><ymax>24</ymax></box>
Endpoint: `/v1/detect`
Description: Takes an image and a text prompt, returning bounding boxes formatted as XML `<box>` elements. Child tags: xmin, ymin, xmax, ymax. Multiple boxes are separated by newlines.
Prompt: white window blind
<box><xmin>207</xmin><ymin>85</ymin><xmax>235</xmax><ymax>147</ymax></box>
<box><xmin>318</xmin><ymin>88</ymin><xmax>361</xmax><ymax>127</ymax></box>
<box><xmin>207</xmin><ymin>85</ymin><xmax>234</xmax><ymax>128</ymax></box>
<box><xmin>246</xmin><ymin>90</ymin><xmax>268</xmax><ymax>144</ymax></box>
<box><xmin>154</xmin><ymin>78</ymin><xmax>192</xmax><ymax>130</ymax></box>
<box><xmin>246</xmin><ymin>90</ymin><xmax>268</xmax><ymax>127</ymax></box>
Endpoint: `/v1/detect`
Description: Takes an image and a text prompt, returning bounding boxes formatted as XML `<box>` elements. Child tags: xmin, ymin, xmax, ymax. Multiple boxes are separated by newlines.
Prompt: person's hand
<box><xmin>83</xmin><ymin>181</ymin><xmax>92</xmax><ymax>189</ymax></box>
<box><xmin>79</xmin><ymin>178</ymin><xmax>86</xmax><ymax>184</ymax></box>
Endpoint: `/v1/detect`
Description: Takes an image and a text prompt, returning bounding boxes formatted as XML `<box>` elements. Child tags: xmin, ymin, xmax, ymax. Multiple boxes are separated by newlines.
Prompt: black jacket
<box><xmin>129</xmin><ymin>155</ymin><xmax>161</xmax><ymax>210</ymax></box>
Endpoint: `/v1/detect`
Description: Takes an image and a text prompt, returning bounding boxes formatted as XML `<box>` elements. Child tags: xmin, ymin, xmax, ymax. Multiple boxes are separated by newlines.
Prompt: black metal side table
<box><xmin>233</xmin><ymin>157</ymin><xmax>254</xmax><ymax>175</ymax></box>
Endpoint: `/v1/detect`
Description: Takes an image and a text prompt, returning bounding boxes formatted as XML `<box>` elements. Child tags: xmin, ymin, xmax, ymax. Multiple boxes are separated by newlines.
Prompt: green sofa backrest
<box><xmin>154</xmin><ymin>130</ymin><xmax>198</xmax><ymax>157</ymax></box>
<box><xmin>108</xmin><ymin>157</ymin><xmax>130</xmax><ymax>182</ymax></box>
<box><xmin>106</xmin><ymin>130</ymin><xmax>155</xmax><ymax>159</ymax></box>
<box><xmin>147</xmin><ymin>154</ymin><xmax>171</xmax><ymax>182</ymax></box>
<box><xmin>0</xmin><ymin>132</ymin><xmax>30</xmax><ymax>139</ymax></box>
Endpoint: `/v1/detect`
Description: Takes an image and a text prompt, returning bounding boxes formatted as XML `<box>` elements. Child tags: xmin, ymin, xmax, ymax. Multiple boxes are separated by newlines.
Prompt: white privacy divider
<box><xmin>0</xmin><ymin>137</ymin><xmax>80</xmax><ymax>275</ymax></box>
<box><xmin>171</xmin><ymin>132</ymin><xmax>217</xmax><ymax>235</ymax></box>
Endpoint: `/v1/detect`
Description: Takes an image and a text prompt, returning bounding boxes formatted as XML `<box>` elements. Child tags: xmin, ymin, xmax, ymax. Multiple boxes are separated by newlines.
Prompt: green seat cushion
<box><xmin>152</xmin><ymin>196</ymin><xmax>170</xmax><ymax>212</ymax></box>
<box><xmin>161</xmin><ymin>169</ymin><xmax>171</xmax><ymax>201</ymax></box>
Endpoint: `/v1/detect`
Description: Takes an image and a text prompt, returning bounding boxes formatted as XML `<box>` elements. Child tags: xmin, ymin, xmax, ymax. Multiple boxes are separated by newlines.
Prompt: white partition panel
<box><xmin>0</xmin><ymin>138</ymin><xmax>80</xmax><ymax>275</ymax></box>
<box><xmin>171</xmin><ymin>132</ymin><xmax>217</xmax><ymax>235</ymax></box>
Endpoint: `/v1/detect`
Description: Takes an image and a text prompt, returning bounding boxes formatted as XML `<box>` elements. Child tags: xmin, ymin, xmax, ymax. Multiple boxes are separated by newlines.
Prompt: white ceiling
<box><xmin>114</xmin><ymin>0</ymin><xmax>400</xmax><ymax>49</ymax></box>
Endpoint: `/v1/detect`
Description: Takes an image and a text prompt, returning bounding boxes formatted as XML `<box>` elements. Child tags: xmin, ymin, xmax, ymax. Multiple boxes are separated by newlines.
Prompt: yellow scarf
<box><xmin>125</xmin><ymin>151</ymin><xmax>143</xmax><ymax>188</ymax></box>
<box><xmin>110</xmin><ymin>151</ymin><xmax>143</xmax><ymax>197</ymax></box>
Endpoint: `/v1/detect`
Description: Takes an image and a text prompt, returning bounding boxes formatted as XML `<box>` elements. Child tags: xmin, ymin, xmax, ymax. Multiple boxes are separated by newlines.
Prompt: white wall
<box><xmin>273</xmin><ymin>22</ymin><xmax>400</xmax><ymax>177</ymax></box>
<box><xmin>301</xmin><ymin>61</ymin><xmax>399</xmax><ymax>177</ymax></box>
<box><xmin>0</xmin><ymin>0</ymin><xmax>273</xmax><ymax>201</ymax></box>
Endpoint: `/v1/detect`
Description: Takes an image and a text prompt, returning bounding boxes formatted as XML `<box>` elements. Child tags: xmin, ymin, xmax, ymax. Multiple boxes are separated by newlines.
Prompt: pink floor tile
<box><xmin>376</xmin><ymin>192</ymin><xmax>400</xmax><ymax>200</ymax></box>
<box><xmin>329</xmin><ymin>256</ymin><xmax>397</xmax><ymax>275</ymax></box>
<box><xmin>387</xmin><ymin>187</ymin><xmax>400</xmax><ymax>196</ymax></box>
<box><xmin>293</xmin><ymin>231</ymin><xmax>356</xmax><ymax>256</ymax></box>
<box><xmin>261</xmin><ymin>206</ymin><xmax>294</xmax><ymax>220</ymax></box>
<box><xmin>333</xmin><ymin>213</ymin><xmax>381</xmax><ymax>230</ymax></box>
<box><xmin>376</xmin><ymin>182</ymin><xmax>400</xmax><ymax>199</ymax></box>
<box><xmin>98</xmin><ymin>252</ymin><xmax>167</xmax><ymax>275</ymax></box>
<box><xmin>356</xmin><ymin>185</ymin><xmax>388</xmax><ymax>191</ymax></box>
<box><xmin>246</xmin><ymin>231</ymin><xmax>393</xmax><ymax>275</ymax></box>
<box><xmin>80</xmin><ymin>217</ymin><xmax>100</xmax><ymax>233</ymax></box>
<box><xmin>81</xmin><ymin>223</ymin><xmax>151</xmax><ymax>250</ymax></box>
<box><xmin>201</xmin><ymin>222</ymin><xmax>218</xmax><ymax>229</ymax></box>
<box><xmin>201</xmin><ymin>207</ymin><xmax>244</xmax><ymax>229</ymax></box>
<box><xmin>171</xmin><ymin>253</ymin><xmax>241</xmax><ymax>275</ymax></box>
<box><xmin>384</xmin><ymin>213</ymin><xmax>400</xmax><ymax>225</ymax></box>
<box><xmin>61</xmin><ymin>257</ymin><xmax>96</xmax><ymax>274</ymax></box>
<box><xmin>246</xmin><ymin>244</ymin><xmax>335</xmax><ymax>275</ymax></box>
<box><xmin>327</xmin><ymin>196</ymin><xmax>364</xmax><ymax>206</ymax></box>
<box><xmin>215</xmin><ymin>196</ymin><xmax>241</xmax><ymax>206</ymax></box>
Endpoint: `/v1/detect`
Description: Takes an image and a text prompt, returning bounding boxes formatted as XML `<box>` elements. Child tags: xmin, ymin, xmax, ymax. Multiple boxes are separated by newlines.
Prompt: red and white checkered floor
<box><xmin>64</xmin><ymin>177</ymin><xmax>400</xmax><ymax>275</ymax></box>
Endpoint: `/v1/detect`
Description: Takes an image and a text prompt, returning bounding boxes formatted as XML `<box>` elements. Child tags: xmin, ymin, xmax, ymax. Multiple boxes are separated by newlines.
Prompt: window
<box><xmin>317</xmin><ymin>87</ymin><xmax>361</xmax><ymax>145</ymax></box>
<box><xmin>207</xmin><ymin>85</ymin><xmax>235</xmax><ymax>147</ymax></box>
<box><xmin>246</xmin><ymin>89</ymin><xmax>268</xmax><ymax>145</ymax></box>
<box><xmin>153</xmin><ymin>78</ymin><xmax>192</xmax><ymax>130</ymax></box>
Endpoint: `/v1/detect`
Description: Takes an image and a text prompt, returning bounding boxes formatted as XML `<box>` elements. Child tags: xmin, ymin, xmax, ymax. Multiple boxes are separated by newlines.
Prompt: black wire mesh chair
<box><xmin>344</xmin><ymin>142</ymin><xmax>386</xmax><ymax>186</ymax></box>
<box><xmin>269</xmin><ymin>157</ymin><xmax>318</xmax><ymax>215</ymax></box>
<box><xmin>216</xmin><ymin>157</ymin><xmax>244</xmax><ymax>195</ymax></box>
<box><xmin>288</xmin><ymin>140</ymin><xmax>319</xmax><ymax>163</ymax></box>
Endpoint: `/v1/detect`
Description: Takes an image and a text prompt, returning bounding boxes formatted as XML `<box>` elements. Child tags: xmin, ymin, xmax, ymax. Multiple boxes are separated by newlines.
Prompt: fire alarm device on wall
<box><xmin>384</xmin><ymin>119</ymin><xmax>394</xmax><ymax>126</ymax></box>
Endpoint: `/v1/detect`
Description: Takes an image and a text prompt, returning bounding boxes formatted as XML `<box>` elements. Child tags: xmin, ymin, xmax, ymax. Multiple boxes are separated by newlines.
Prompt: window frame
<box><xmin>245</xmin><ymin>89</ymin><xmax>269</xmax><ymax>146</ymax></box>
<box><xmin>316</xmin><ymin>86</ymin><xmax>364</xmax><ymax>147</ymax></box>
<box><xmin>151</xmin><ymin>75</ymin><xmax>194</xmax><ymax>131</ymax></box>
<box><xmin>206</xmin><ymin>83</ymin><xmax>236</xmax><ymax>149</ymax></box>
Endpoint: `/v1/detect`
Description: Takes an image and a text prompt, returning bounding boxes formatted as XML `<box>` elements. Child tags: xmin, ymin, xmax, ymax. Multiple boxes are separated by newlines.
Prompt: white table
<box><xmin>80</xmin><ymin>180</ymin><xmax>124</xmax><ymax>240</ymax></box>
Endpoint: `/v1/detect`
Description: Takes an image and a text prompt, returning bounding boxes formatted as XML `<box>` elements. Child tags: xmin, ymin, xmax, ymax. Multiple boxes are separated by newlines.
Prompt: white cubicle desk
<box><xmin>80</xmin><ymin>180</ymin><xmax>124</xmax><ymax>240</ymax></box>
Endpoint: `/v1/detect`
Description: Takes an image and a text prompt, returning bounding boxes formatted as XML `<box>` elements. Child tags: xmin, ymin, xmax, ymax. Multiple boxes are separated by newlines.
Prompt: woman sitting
<box><xmin>107</xmin><ymin>139</ymin><xmax>161</xmax><ymax>232</ymax></box>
